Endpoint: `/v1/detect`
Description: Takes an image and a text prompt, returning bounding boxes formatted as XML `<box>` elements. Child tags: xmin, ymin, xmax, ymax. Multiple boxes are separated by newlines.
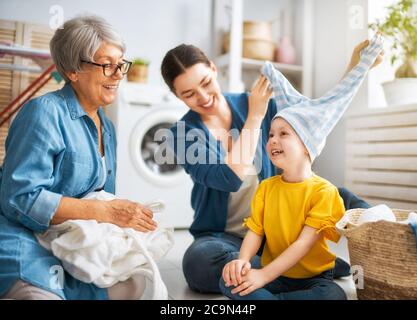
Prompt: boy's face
<box><xmin>266</xmin><ymin>117</ymin><xmax>310</xmax><ymax>169</ymax></box>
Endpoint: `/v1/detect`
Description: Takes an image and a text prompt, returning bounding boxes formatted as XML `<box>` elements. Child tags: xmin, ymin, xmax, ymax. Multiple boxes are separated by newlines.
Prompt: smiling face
<box><xmin>67</xmin><ymin>42</ymin><xmax>124</xmax><ymax>111</ymax></box>
<box><xmin>172</xmin><ymin>62</ymin><xmax>223</xmax><ymax>115</ymax></box>
<box><xmin>266</xmin><ymin>117</ymin><xmax>311</xmax><ymax>170</ymax></box>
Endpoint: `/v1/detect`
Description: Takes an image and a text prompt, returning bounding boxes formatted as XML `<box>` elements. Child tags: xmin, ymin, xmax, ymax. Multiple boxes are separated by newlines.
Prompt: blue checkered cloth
<box><xmin>411</xmin><ymin>222</ymin><xmax>417</xmax><ymax>250</ymax></box>
<box><xmin>262</xmin><ymin>34</ymin><xmax>384</xmax><ymax>161</ymax></box>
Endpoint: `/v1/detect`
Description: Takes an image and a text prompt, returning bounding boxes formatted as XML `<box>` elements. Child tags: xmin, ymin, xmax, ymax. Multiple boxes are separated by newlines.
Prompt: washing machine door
<box><xmin>130</xmin><ymin>106</ymin><xmax>186</xmax><ymax>187</ymax></box>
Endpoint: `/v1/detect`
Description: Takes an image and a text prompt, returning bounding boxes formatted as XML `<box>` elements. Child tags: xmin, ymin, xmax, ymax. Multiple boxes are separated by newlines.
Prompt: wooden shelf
<box><xmin>212</xmin><ymin>0</ymin><xmax>312</xmax><ymax>96</ymax></box>
<box><xmin>215</xmin><ymin>53</ymin><xmax>303</xmax><ymax>77</ymax></box>
<box><xmin>0</xmin><ymin>44</ymin><xmax>50</xmax><ymax>59</ymax></box>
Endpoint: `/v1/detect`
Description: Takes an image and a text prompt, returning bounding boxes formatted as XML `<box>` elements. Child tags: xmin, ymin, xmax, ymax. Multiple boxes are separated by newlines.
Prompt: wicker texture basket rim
<box><xmin>336</xmin><ymin>207</ymin><xmax>417</xmax><ymax>300</ymax></box>
<box><xmin>242</xmin><ymin>37</ymin><xmax>275</xmax><ymax>43</ymax></box>
<box><xmin>336</xmin><ymin>208</ymin><xmax>414</xmax><ymax>234</ymax></box>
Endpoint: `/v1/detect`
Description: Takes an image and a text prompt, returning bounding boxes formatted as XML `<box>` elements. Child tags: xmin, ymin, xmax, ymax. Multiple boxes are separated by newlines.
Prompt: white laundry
<box><xmin>356</xmin><ymin>204</ymin><xmax>397</xmax><ymax>225</ymax></box>
<box><xmin>36</xmin><ymin>190</ymin><xmax>173</xmax><ymax>300</ymax></box>
<box><xmin>399</xmin><ymin>212</ymin><xmax>417</xmax><ymax>225</ymax></box>
<box><xmin>356</xmin><ymin>204</ymin><xmax>417</xmax><ymax>225</ymax></box>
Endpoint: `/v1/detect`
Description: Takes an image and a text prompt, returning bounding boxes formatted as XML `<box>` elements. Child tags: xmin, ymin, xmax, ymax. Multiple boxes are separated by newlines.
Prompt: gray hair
<box><xmin>50</xmin><ymin>15</ymin><xmax>126</xmax><ymax>83</ymax></box>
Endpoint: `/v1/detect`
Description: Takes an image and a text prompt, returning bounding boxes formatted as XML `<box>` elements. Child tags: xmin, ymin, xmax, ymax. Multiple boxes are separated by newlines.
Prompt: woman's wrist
<box><xmin>52</xmin><ymin>197</ymin><xmax>109</xmax><ymax>225</ymax></box>
<box><xmin>247</xmin><ymin>110</ymin><xmax>266</xmax><ymax>122</ymax></box>
<box><xmin>91</xmin><ymin>199</ymin><xmax>112</xmax><ymax>223</ymax></box>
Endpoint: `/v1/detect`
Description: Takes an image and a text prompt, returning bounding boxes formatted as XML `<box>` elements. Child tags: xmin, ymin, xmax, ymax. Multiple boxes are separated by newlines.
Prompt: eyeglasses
<box><xmin>81</xmin><ymin>59</ymin><xmax>132</xmax><ymax>77</ymax></box>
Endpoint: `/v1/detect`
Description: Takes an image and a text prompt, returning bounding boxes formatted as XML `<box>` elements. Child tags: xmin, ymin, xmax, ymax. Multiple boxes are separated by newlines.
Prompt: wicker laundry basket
<box><xmin>336</xmin><ymin>208</ymin><xmax>417</xmax><ymax>300</ymax></box>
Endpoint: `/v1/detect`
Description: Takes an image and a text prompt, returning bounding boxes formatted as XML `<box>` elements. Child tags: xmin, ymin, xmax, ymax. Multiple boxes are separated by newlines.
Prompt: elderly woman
<box><xmin>0</xmin><ymin>15</ymin><xmax>156</xmax><ymax>300</ymax></box>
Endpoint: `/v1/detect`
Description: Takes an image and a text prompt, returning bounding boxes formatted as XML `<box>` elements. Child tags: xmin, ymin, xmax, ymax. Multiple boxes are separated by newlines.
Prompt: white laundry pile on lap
<box><xmin>36</xmin><ymin>190</ymin><xmax>174</xmax><ymax>300</ymax></box>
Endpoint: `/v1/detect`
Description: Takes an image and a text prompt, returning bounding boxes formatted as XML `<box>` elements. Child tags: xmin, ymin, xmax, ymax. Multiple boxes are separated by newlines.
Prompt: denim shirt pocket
<box><xmin>59</xmin><ymin>151</ymin><xmax>94</xmax><ymax>196</ymax></box>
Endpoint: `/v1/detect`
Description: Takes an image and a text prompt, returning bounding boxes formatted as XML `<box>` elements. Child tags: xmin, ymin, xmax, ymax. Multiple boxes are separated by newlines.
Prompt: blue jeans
<box><xmin>219</xmin><ymin>268</ymin><xmax>347</xmax><ymax>300</ymax></box>
<box><xmin>182</xmin><ymin>187</ymin><xmax>368</xmax><ymax>293</ymax></box>
<box><xmin>337</xmin><ymin>187</ymin><xmax>370</xmax><ymax>211</ymax></box>
<box><xmin>182</xmin><ymin>233</ymin><xmax>246</xmax><ymax>293</ymax></box>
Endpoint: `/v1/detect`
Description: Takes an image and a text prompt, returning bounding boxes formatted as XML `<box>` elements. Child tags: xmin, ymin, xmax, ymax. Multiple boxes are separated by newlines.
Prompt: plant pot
<box><xmin>395</xmin><ymin>57</ymin><xmax>417</xmax><ymax>78</ymax></box>
<box><xmin>382</xmin><ymin>78</ymin><xmax>417</xmax><ymax>106</ymax></box>
<box><xmin>127</xmin><ymin>64</ymin><xmax>148</xmax><ymax>83</ymax></box>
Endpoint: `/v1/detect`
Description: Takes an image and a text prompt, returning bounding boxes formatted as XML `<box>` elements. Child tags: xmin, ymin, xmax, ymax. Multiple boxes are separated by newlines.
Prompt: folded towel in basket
<box><xmin>407</xmin><ymin>213</ymin><xmax>417</xmax><ymax>249</ymax></box>
<box><xmin>357</xmin><ymin>204</ymin><xmax>396</xmax><ymax>225</ymax></box>
<box><xmin>411</xmin><ymin>222</ymin><xmax>417</xmax><ymax>249</ymax></box>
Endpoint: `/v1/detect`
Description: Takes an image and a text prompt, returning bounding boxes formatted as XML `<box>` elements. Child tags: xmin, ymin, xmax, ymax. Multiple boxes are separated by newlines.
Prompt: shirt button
<box><xmin>107</xmin><ymin>170</ymin><xmax>112</xmax><ymax>175</ymax></box>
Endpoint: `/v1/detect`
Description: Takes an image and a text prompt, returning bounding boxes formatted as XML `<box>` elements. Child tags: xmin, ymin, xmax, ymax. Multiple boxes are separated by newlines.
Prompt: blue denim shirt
<box><xmin>0</xmin><ymin>83</ymin><xmax>117</xmax><ymax>300</ymax></box>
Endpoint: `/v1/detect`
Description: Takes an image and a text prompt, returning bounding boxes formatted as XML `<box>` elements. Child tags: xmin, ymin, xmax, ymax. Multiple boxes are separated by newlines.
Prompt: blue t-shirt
<box><xmin>169</xmin><ymin>93</ymin><xmax>278</xmax><ymax>237</ymax></box>
<box><xmin>0</xmin><ymin>83</ymin><xmax>116</xmax><ymax>299</ymax></box>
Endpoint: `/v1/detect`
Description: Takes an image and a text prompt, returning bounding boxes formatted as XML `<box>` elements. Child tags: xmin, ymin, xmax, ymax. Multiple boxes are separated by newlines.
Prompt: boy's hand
<box><xmin>222</xmin><ymin>259</ymin><xmax>251</xmax><ymax>287</ymax></box>
<box><xmin>231</xmin><ymin>268</ymin><xmax>269</xmax><ymax>296</ymax></box>
<box><xmin>348</xmin><ymin>38</ymin><xmax>384</xmax><ymax>71</ymax></box>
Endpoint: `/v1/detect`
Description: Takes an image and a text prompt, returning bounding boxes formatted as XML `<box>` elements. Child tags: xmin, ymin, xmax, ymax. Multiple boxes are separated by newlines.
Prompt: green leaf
<box><xmin>369</xmin><ymin>0</ymin><xmax>417</xmax><ymax>67</ymax></box>
<box><xmin>131</xmin><ymin>58</ymin><xmax>150</xmax><ymax>66</ymax></box>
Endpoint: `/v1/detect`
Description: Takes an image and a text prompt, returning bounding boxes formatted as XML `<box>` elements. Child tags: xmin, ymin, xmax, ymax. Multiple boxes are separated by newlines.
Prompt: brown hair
<box><xmin>160</xmin><ymin>44</ymin><xmax>211</xmax><ymax>94</ymax></box>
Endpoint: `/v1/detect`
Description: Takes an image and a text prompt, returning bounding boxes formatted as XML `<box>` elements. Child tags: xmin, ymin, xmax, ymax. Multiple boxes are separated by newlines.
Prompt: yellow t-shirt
<box><xmin>244</xmin><ymin>174</ymin><xmax>345</xmax><ymax>279</ymax></box>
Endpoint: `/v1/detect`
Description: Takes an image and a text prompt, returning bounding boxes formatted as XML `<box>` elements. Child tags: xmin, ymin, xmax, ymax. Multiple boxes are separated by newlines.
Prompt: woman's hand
<box><xmin>346</xmin><ymin>38</ymin><xmax>384</xmax><ymax>73</ymax></box>
<box><xmin>248</xmin><ymin>75</ymin><xmax>273</xmax><ymax>119</ymax></box>
<box><xmin>230</xmin><ymin>268</ymin><xmax>269</xmax><ymax>296</ymax></box>
<box><xmin>104</xmin><ymin>199</ymin><xmax>157</xmax><ymax>232</ymax></box>
<box><xmin>222</xmin><ymin>259</ymin><xmax>252</xmax><ymax>287</ymax></box>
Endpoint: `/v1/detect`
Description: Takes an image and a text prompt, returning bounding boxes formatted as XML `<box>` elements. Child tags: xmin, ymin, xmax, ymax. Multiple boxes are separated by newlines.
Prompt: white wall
<box><xmin>368</xmin><ymin>0</ymin><xmax>398</xmax><ymax>108</ymax></box>
<box><xmin>312</xmin><ymin>0</ymin><xmax>369</xmax><ymax>187</ymax></box>
<box><xmin>0</xmin><ymin>0</ymin><xmax>212</xmax><ymax>87</ymax></box>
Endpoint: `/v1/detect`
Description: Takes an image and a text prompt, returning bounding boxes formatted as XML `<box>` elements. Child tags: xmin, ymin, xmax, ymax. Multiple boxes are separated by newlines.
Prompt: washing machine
<box><xmin>105</xmin><ymin>82</ymin><xmax>194</xmax><ymax>229</ymax></box>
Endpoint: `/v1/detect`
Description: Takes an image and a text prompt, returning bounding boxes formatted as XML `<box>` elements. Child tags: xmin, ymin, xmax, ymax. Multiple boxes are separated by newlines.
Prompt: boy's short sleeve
<box><xmin>305</xmin><ymin>185</ymin><xmax>345</xmax><ymax>242</ymax></box>
<box><xmin>243</xmin><ymin>181</ymin><xmax>266</xmax><ymax>236</ymax></box>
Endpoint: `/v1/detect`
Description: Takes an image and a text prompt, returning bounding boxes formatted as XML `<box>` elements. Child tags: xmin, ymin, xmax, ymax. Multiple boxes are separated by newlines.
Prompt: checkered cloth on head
<box><xmin>262</xmin><ymin>34</ymin><xmax>384</xmax><ymax>161</ymax></box>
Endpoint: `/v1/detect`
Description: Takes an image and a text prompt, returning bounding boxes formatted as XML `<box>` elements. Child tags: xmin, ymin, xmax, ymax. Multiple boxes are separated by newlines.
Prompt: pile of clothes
<box><xmin>36</xmin><ymin>190</ymin><xmax>174</xmax><ymax>300</ymax></box>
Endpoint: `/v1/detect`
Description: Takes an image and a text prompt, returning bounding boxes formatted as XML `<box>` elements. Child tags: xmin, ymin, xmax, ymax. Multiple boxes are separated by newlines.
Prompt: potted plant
<box><xmin>369</xmin><ymin>0</ymin><xmax>417</xmax><ymax>106</ymax></box>
<box><xmin>127</xmin><ymin>58</ymin><xmax>150</xmax><ymax>83</ymax></box>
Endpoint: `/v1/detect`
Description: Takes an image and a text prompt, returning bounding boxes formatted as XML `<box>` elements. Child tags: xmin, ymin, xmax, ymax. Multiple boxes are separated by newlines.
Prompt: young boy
<box><xmin>220</xmin><ymin>35</ymin><xmax>383</xmax><ymax>300</ymax></box>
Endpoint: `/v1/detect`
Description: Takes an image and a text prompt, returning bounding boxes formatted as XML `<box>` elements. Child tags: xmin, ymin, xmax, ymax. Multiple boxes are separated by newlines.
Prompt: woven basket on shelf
<box><xmin>222</xmin><ymin>20</ymin><xmax>276</xmax><ymax>61</ymax></box>
<box><xmin>243</xmin><ymin>21</ymin><xmax>273</xmax><ymax>41</ymax></box>
<box><xmin>336</xmin><ymin>208</ymin><xmax>417</xmax><ymax>300</ymax></box>
<box><xmin>242</xmin><ymin>38</ymin><xmax>275</xmax><ymax>61</ymax></box>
